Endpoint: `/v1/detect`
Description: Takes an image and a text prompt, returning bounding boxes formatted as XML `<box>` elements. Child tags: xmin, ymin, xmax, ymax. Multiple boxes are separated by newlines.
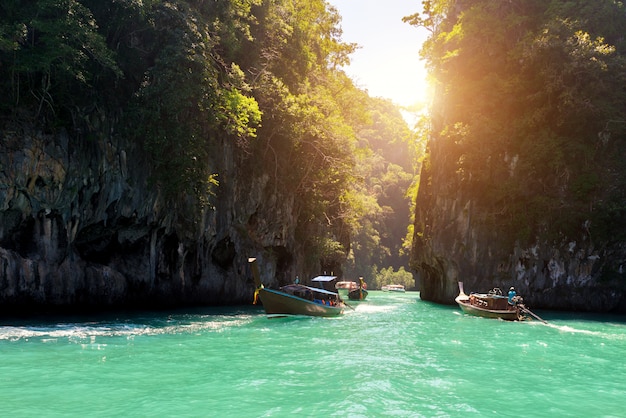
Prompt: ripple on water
<box><xmin>1</xmin><ymin>296</ymin><xmax>625</xmax><ymax>417</ymax></box>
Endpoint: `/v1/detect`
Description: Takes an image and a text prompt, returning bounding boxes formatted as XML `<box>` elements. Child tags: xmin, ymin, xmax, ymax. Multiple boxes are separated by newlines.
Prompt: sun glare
<box><xmin>330</xmin><ymin>0</ymin><xmax>430</xmax><ymax>112</ymax></box>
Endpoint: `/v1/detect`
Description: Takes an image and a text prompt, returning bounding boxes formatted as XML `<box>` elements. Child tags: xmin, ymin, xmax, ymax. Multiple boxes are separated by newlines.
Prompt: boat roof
<box><xmin>471</xmin><ymin>292</ymin><xmax>507</xmax><ymax>299</ymax></box>
<box><xmin>281</xmin><ymin>283</ymin><xmax>339</xmax><ymax>296</ymax></box>
<box><xmin>302</xmin><ymin>285</ymin><xmax>339</xmax><ymax>296</ymax></box>
<box><xmin>311</xmin><ymin>275</ymin><xmax>337</xmax><ymax>282</ymax></box>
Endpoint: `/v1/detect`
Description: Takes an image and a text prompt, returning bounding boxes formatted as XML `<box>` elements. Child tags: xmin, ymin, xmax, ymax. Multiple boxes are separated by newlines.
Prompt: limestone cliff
<box><xmin>412</xmin><ymin>139</ymin><xmax>626</xmax><ymax>313</ymax></box>
<box><xmin>0</xmin><ymin>116</ymin><xmax>302</xmax><ymax>313</ymax></box>
<box><xmin>409</xmin><ymin>0</ymin><xmax>626</xmax><ymax>314</ymax></box>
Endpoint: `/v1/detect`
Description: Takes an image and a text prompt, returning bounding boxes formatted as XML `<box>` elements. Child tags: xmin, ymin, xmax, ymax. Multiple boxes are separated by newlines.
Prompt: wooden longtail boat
<box><xmin>348</xmin><ymin>287</ymin><xmax>368</xmax><ymax>301</ymax></box>
<box><xmin>249</xmin><ymin>258</ymin><xmax>345</xmax><ymax>317</ymax></box>
<box><xmin>455</xmin><ymin>282</ymin><xmax>522</xmax><ymax>321</ymax></box>
<box><xmin>336</xmin><ymin>277</ymin><xmax>368</xmax><ymax>301</ymax></box>
<box><xmin>348</xmin><ymin>277</ymin><xmax>368</xmax><ymax>301</ymax></box>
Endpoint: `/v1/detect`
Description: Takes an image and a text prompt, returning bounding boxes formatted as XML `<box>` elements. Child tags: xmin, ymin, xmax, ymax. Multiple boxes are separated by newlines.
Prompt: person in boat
<box><xmin>508</xmin><ymin>287</ymin><xmax>517</xmax><ymax>305</ymax></box>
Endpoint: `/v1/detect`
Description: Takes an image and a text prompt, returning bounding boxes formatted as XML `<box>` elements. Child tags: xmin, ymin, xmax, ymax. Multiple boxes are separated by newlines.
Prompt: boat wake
<box><xmin>0</xmin><ymin>315</ymin><xmax>256</xmax><ymax>342</ymax></box>
<box><xmin>544</xmin><ymin>322</ymin><xmax>626</xmax><ymax>341</ymax></box>
<box><xmin>353</xmin><ymin>304</ymin><xmax>398</xmax><ymax>314</ymax></box>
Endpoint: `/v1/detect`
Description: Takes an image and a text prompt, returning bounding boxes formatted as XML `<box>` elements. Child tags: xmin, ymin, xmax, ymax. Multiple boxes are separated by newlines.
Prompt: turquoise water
<box><xmin>1</xmin><ymin>292</ymin><xmax>624</xmax><ymax>417</ymax></box>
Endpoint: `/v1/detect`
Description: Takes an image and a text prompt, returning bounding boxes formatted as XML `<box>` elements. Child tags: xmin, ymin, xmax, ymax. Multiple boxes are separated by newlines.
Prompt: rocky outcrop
<box><xmin>0</xmin><ymin>116</ymin><xmax>300</xmax><ymax>313</ymax></box>
<box><xmin>412</xmin><ymin>142</ymin><xmax>626</xmax><ymax>313</ymax></box>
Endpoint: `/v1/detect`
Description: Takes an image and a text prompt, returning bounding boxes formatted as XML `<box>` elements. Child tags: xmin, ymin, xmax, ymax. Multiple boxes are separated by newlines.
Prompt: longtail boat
<box><xmin>348</xmin><ymin>277</ymin><xmax>368</xmax><ymax>301</ymax></box>
<box><xmin>249</xmin><ymin>258</ymin><xmax>345</xmax><ymax>317</ymax></box>
<box><xmin>336</xmin><ymin>278</ymin><xmax>368</xmax><ymax>301</ymax></box>
<box><xmin>455</xmin><ymin>282</ymin><xmax>522</xmax><ymax>321</ymax></box>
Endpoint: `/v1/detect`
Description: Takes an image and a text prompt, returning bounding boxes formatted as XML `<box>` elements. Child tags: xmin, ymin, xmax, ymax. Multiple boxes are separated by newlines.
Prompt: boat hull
<box><xmin>259</xmin><ymin>288</ymin><xmax>344</xmax><ymax>317</ymax></box>
<box><xmin>348</xmin><ymin>288</ymin><xmax>368</xmax><ymax>301</ymax></box>
<box><xmin>456</xmin><ymin>299</ymin><xmax>520</xmax><ymax>321</ymax></box>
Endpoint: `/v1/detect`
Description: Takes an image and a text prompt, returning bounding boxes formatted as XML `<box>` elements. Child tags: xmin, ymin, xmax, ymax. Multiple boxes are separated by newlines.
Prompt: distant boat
<box><xmin>348</xmin><ymin>287</ymin><xmax>368</xmax><ymax>301</ymax></box>
<box><xmin>335</xmin><ymin>281</ymin><xmax>357</xmax><ymax>298</ymax></box>
<box><xmin>381</xmin><ymin>284</ymin><xmax>405</xmax><ymax>292</ymax></box>
<box><xmin>249</xmin><ymin>258</ymin><xmax>345</xmax><ymax>317</ymax></box>
<box><xmin>347</xmin><ymin>277</ymin><xmax>368</xmax><ymax>301</ymax></box>
<box><xmin>455</xmin><ymin>282</ymin><xmax>521</xmax><ymax>321</ymax></box>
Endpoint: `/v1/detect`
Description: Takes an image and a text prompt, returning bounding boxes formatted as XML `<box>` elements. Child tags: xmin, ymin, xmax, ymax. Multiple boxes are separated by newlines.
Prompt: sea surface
<box><xmin>1</xmin><ymin>291</ymin><xmax>624</xmax><ymax>417</ymax></box>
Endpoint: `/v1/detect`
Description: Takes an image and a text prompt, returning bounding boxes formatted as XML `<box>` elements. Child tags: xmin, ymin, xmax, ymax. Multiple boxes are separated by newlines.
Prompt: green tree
<box><xmin>126</xmin><ymin>1</ymin><xmax>262</xmax><ymax>208</ymax></box>
<box><xmin>406</xmin><ymin>0</ymin><xmax>626</xmax><ymax>272</ymax></box>
<box><xmin>373</xmin><ymin>266</ymin><xmax>415</xmax><ymax>290</ymax></box>
<box><xmin>242</xmin><ymin>0</ymin><xmax>361</xmax><ymax>274</ymax></box>
<box><xmin>0</xmin><ymin>0</ymin><xmax>419</xmax><ymax>285</ymax></box>
<box><xmin>342</xmin><ymin>97</ymin><xmax>417</xmax><ymax>285</ymax></box>
<box><xmin>408</xmin><ymin>0</ymin><xmax>626</xmax><ymax>247</ymax></box>
<box><xmin>0</xmin><ymin>0</ymin><xmax>120</xmax><ymax>119</ymax></box>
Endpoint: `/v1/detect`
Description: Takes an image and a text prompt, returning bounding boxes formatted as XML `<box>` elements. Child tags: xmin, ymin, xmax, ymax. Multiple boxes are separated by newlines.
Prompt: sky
<box><xmin>328</xmin><ymin>0</ymin><xmax>430</xmax><ymax>108</ymax></box>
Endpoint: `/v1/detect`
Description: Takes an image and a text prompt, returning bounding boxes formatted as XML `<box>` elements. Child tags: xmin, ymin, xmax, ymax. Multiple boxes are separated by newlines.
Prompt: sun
<box><xmin>344</xmin><ymin>49</ymin><xmax>431</xmax><ymax>126</ymax></box>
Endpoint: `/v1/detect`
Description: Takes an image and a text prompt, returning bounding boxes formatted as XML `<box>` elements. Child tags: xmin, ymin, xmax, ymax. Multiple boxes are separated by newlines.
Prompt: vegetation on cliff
<box><xmin>407</xmin><ymin>0</ymin><xmax>626</xmax><ymax>306</ymax></box>
<box><xmin>0</xmin><ymin>0</ymin><xmax>417</xmax><ymax>299</ymax></box>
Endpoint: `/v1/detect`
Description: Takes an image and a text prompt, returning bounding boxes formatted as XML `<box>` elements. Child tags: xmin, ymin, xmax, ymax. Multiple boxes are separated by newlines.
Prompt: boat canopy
<box><xmin>336</xmin><ymin>281</ymin><xmax>357</xmax><ymax>288</ymax></box>
<box><xmin>311</xmin><ymin>275</ymin><xmax>337</xmax><ymax>282</ymax></box>
<box><xmin>302</xmin><ymin>285</ymin><xmax>339</xmax><ymax>296</ymax></box>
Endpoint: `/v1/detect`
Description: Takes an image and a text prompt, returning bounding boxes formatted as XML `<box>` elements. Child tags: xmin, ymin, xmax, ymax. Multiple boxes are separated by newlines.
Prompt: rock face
<box><xmin>0</xmin><ymin>119</ymin><xmax>300</xmax><ymax>313</ymax></box>
<box><xmin>412</xmin><ymin>142</ymin><xmax>626</xmax><ymax>313</ymax></box>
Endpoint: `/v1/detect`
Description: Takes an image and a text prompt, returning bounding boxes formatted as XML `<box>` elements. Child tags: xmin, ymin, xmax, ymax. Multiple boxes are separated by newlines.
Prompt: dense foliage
<box><xmin>407</xmin><ymin>0</ymin><xmax>626</xmax><ymax>248</ymax></box>
<box><xmin>342</xmin><ymin>97</ymin><xmax>418</xmax><ymax>286</ymax></box>
<box><xmin>0</xmin><ymin>0</ymin><xmax>417</xmax><ymax>283</ymax></box>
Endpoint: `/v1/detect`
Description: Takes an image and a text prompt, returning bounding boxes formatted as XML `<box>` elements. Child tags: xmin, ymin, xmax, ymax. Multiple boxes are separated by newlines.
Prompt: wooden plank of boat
<box><xmin>456</xmin><ymin>297</ymin><xmax>521</xmax><ymax>320</ymax></box>
<box><xmin>249</xmin><ymin>257</ymin><xmax>345</xmax><ymax>317</ymax></box>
